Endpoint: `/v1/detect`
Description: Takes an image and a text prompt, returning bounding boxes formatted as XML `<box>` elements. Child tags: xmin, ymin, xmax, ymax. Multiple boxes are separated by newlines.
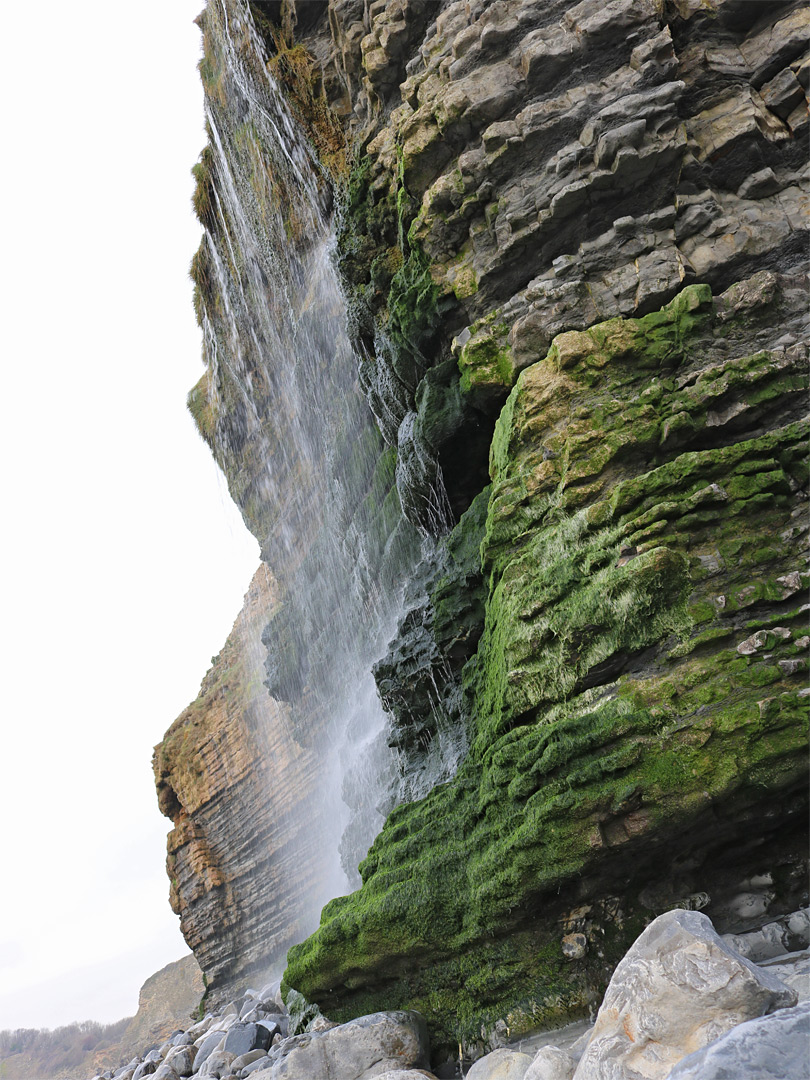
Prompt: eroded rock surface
<box><xmin>319</xmin><ymin>0</ymin><xmax>809</xmax><ymax>530</ymax></box>
<box><xmin>285</xmin><ymin>275</ymin><xmax>809</xmax><ymax>1050</ymax></box>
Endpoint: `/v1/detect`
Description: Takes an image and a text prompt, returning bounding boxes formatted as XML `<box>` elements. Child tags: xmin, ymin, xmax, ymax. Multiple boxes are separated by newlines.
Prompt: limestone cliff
<box><xmin>156</xmin><ymin>0</ymin><xmax>808</xmax><ymax>1056</ymax></box>
<box><xmin>154</xmin><ymin>569</ymin><xmax>331</xmax><ymax>996</ymax></box>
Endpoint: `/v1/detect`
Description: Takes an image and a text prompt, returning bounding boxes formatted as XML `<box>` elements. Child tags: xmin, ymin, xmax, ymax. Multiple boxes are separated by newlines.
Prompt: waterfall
<box><xmin>189</xmin><ymin>0</ymin><xmax>431</xmax><ymax>918</ymax></box>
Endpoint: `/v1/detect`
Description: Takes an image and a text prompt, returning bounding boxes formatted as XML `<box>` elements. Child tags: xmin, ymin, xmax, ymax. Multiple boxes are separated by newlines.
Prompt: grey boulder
<box><xmin>223</xmin><ymin>1023</ymin><xmax>273</xmax><ymax>1056</ymax></box>
<box><xmin>524</xmin><ymin>1045</ymin><xmax>577</xmax><ymax>1080</ymax></box>
<box><xmin>163</xmin><ymin>1045</ymin><xmax>197</xmax><ymax>1077</ymax></box>
<box><xmin>198</xmin><ymin>1049</ymin><xmax>236</xmax><ymax>1078</ymax></box>
<box><xmin>262</xmin><ymin>1017</ymin><xmax>285</xmax><ymax>1038</ymax></box>
<box><xmin>230</xmin><ymin>1049</ymin><xmax>268</xmax><ymax>1071</ymax></box>
<box><xmin>722</xmin><ymin>907</ymin><xmax>810</xmax><ymax>962</ymax></box>
<box><xmin>266</xmin><ymin>1010</ymin><xmax>429</xmax><ymax>1079</ymax></box>
<box><xmin>194</xmin><ymin>1031</ymin><xmax>226</xmax><ymax>1070</ymax></box>
<box><xmin>666</xmin><ymin>1002</ymin><xmax>810</xmax><ymax>1079</ymax></box>
<box><xmin>132</xmin><ymin>1061</ymin><xmax>158</xmax><ymax>1080</ymax></box>
<box><xmin>572</xmin><ymin>908</ymin><xmax>797</xmax><ymax>1080</ymax></box>
<box><xmin>151</xmin><ymin>1065</ymin><xmax>178</xmax><ymax>1080</ymax></box>
<box><xmin>758</xmin><ymin>950</ymin><xmax>810</xmax><ymax>1003</ymax></box>
<box><xmin>243</xmin><ymin>1057</ymin><xmax>273</xmax><ymax>1077</ymax></box>
<box><xmin>187</xmin><ymin>1016</ymin><xmax>215</xmax><ymax>1039</ymax></box>
<box><xmin>466</xmin><ymin>1049</ymin><xmax>534</xmax><ymax>1079</ymax></box>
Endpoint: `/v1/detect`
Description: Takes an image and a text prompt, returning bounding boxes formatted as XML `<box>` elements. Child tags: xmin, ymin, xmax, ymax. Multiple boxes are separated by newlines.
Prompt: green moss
<box><xmin>284</xmin><ymin>281</ymin><xmax>809</xmax><ymax>1057</ymax></box>
<box><xmin>459</xmin><ymin>333</ymin><xmax>512</xmax><ymax>391</ymax></box>
<box><xmin>191</xmin><ymin>144</ymin><xmax>217</xmax><ymax>232</ymax></box>
<box><xmin>387</xmin><ymin>245</ymin><xmax>441</xmax><ymax>361</ymax></box>
<box><xmin>187</xmin><ymin>372</ymin><xmax>217</xmax><ymax>445</ymax></box>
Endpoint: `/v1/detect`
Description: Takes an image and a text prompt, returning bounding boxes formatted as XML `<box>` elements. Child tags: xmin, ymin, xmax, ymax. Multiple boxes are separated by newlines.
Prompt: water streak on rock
<box><xmin>156</xmin><ymin>0</ymin><xmax>463</xmax><ymax>999</ymax></box>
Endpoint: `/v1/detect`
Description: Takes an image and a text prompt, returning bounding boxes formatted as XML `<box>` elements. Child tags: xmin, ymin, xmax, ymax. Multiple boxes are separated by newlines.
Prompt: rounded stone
<box><xmin>525</xmin><ymin>1045</ymin><xmax>576</xmax><ymax>1080</ymax></box>
<box><xmin>194</xmin><ymin>1031</ymin><xmax>227</xmax><ymax>1071</ymax></box>
<box><xmin>466</xmin><ymin>1048</ymin><xmax>534</xmax><ymax>1079</ymax></box>
<box><xmin>223</xmin><ymin>1022</ymin><xmax>273</xmax><ymax>1057</ymax></box>
<box><xmin>561</xmin><ymin>933</ymin><xmax>588</xmax><ymax>960</ymax></box>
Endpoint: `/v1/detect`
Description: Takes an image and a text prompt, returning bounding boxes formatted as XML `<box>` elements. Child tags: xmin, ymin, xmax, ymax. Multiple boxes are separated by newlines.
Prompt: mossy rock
<box><xmin>284</xmin><ymin>280</ymin><xmax>809</xmax><ymax>1056</ymax></box>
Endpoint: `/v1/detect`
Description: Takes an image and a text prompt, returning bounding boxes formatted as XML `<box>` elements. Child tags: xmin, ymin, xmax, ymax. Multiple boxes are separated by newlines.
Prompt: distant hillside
<box><xmin>0</xmin><ymin>1017</ymin><xmax>132</xmax><ymax>1080</ymax></box>
<box><xmin>0</xmin><ymin>954</ymin><xmax>203</xmax><ymax>1080</ymax></box>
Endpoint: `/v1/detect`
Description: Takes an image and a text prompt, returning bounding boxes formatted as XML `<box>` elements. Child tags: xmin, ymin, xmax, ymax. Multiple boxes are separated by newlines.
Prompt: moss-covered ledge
<box><xmin>283</xmin><ymin>278</ymin><xmax>809</xmax><ymax>1057</ymax></box>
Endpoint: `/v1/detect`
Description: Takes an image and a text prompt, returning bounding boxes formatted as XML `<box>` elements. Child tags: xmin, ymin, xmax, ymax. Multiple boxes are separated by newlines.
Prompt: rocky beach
<box><xmin>85</xmin><ymin>906</ymin><xmax>808</xmax><ymax>1078</ymax></box>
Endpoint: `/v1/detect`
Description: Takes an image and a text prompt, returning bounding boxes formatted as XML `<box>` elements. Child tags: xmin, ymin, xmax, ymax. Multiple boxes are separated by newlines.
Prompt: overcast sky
<box><xmin>0</xmin><ymin>2</ymin><xmax>261</xmax><ymax>1030</ymax></box>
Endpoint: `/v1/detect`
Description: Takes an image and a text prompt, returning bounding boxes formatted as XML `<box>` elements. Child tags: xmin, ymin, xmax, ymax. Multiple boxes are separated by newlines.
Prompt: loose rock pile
<box><xmin>89</xmin><ymin>909</ymin><xmax>809</xmax><ymax>1080</ymax></box>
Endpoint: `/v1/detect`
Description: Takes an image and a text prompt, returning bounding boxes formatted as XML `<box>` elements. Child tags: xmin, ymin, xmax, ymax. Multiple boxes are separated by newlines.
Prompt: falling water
<box><xmin>190</xmin><ymin>0</ymin><xmax>422</xmax><ymax>916</ymax></box>
<box><xmin>189</xmin><ymin>0</ymin><xmax>469</xmax><ymax>966</ymax></box>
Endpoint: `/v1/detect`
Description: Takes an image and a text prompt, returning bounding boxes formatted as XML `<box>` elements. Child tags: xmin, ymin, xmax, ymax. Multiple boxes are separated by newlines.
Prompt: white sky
<box><xmin>0</xmin><ymin>2</ymin><xmax>261</xmax><ymax>1030</ymax></box>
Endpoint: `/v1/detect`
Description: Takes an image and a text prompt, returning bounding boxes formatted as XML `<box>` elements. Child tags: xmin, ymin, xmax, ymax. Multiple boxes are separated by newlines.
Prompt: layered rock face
<box><xmin>154</xmin><ymin>569</ymin><xmax>332</xmax><ymax>996</ymax></box>
<box><xmin>273</xmin><ymin>0</ymin><xmax>809</xmax><ymax>1051</ymax></box>
<box><xmin>320</xmin><ymin>0</ymin><xmax>808</xmax><ymax>527</ymax></box>
<box><xmin>157</xmin><ymin>0</ymin><xmax>808</xmax><ymax>1056</ymax></box>
<box><xmin>286</xmin><ymin>276</ymin><xmax>809</xmax><ymax>1049</ymax></box>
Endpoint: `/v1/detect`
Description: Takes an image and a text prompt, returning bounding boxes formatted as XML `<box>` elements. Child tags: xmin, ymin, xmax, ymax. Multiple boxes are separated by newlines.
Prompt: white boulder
<box><xmin>572</xmin><ymin>908</ymin><xmax>797</xmax><ymax>1080</ymax></box>
<box><xmin>466</xmin><ymin>1048</ymin><xmax>534</xmax><ymax>1079</ymax></box>
<box><xmin>524</xmin><ymin>1045</ymin><xmax>577</xmax><ymax>1080</ymax></box>
<box><xmin>266</xmin><ymin>1010</ymin><xmax>429</xmax><ymax>1079</ymax></box>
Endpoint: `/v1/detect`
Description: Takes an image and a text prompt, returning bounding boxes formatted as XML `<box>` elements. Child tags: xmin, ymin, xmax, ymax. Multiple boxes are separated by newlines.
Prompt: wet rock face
<box><xmin>284</xmin><ymin>275</ymin><xmax>809</xmax><ymax>1049</ymax></box>
<box><xmin>302</xmin><ymin>0</ymin><xmax>809</xmax><ymax>532</ymax></box>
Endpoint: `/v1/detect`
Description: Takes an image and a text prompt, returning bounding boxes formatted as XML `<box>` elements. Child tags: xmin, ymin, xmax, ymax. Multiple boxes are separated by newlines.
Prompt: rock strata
<box><xmin>271</xmin><ymin>0</ymin><xmax>809</xmax><ymax>1049</ymax></box>
<box><xmin>285</xmin><ymin>274</ymin><xmax>809</xmax><ymax>1049</ymax></box>
<box><xmin>153</xmin><ymin>569</ymin><xmax>331</xmax><ymax>999</ymax></box>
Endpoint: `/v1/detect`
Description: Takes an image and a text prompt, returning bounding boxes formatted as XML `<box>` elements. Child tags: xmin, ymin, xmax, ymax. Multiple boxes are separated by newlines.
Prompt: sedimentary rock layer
<box><xmin>154</xmin><ymin>569</ymin><xmax>330</xmax><ymax>997</ymax></box>
<box><xmin>285</xmin><ymin>277</ymin><xmax>809</xmax><ymax>1048</ymax></box>
<box><xmin>320</xmin><ymin>0</ymin><xmax>808</xmax><ymax>527</ymax></box>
